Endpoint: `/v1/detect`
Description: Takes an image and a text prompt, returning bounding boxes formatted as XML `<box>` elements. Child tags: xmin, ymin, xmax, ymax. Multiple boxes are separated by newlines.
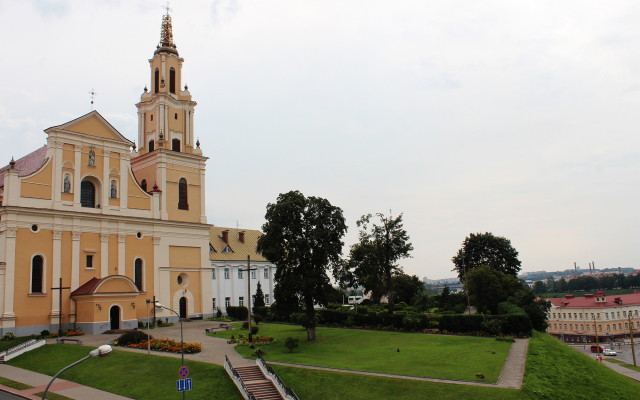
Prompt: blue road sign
<box><xmin>177</xmin><ymin>378</ymin><xmax>192</xmax><ymax>392</ymax></box>
<box><xmin>179</xmin><ymin>366</ymin><xmax>189</xmax><ymax>378</ymax></box>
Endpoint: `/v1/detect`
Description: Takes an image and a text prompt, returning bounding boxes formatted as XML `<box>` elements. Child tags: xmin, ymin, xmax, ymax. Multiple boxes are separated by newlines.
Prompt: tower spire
<box><xmin>159</xmin><ymin>1</ymin><xmax>176</xmax><ymax>50</ymax></box>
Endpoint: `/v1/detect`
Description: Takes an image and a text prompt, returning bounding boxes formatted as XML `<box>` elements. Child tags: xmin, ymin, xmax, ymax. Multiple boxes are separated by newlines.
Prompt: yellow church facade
<box><xmin>0</xmin><ymin>13</ymin><xmax>214</xmax><ymax>335</ymax></box>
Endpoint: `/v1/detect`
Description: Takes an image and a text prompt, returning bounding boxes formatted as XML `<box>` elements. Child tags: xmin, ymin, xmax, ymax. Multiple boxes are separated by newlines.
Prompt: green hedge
<box><xmin>316</xmin><ymin>309</ymin><xmax>430</xmax><ymax>330</ymax></box>
<box><xmin>439</xmin><ymin>314</ymin><xmax>532</xmax><ymax>336</ymax></box>
<box><xmin>226</xmin><ymin>306</ymin><xmax>248</xmax><ymax>320</ymax></box>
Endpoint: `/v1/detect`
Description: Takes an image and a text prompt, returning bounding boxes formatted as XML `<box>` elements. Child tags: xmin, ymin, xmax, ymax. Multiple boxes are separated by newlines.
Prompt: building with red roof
<box><xmin>547</xmin><ymin>291</ymin><xmax>640</xmax><ymax>343</ymax></box>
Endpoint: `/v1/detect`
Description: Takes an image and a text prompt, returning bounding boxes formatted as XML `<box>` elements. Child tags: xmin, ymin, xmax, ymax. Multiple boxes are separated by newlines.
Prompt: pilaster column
<box><xmin>200</xmin><ymin>166</ymin><xmax>207</xmax><ymax>223</ymax></box>
<box><xmin>73</xmin><ymin>144</ymin><xmax>82</xmax><ymax>206</ymax></box>
<box><xmin>71</xmin><ymin>231</ymin><xmax>81</xmax><ymax>290</ymax></box>
<box><xmin>120</xmin><ymin>155</ymin><xmax>129</xmax><ymax>209</ymax></box>
<box><xmin>51</xmin><ymin>230</ymin><xmax>62</xmax><ymax>316</ymax></box>
<box><xmin>101</xmin><ymin>233</ymin><xmax>109</xmax><ymax>278</ymax></box>
<box><xmin>102</xmin><ymin>150</ymin><xmax>111</xmax><ymax>209</ymax></box>
<box><xmin>53</xmin><ymin>140</ymin><xmax>64</xmax><ymax>203</ymax></box>
<box><xmin>118</xmin><ymin>233</ymin><xmax>126</xmax><ymax>276</ymax></box>
<box><xmin>153</xmin><ymin>236</ymin><xmax>161</xmax><ymax>299</ymax></box>
<box><xmin>2</xmin><ymin>227</ymin><xmax>17</xmax><ymax>324</ymax></box>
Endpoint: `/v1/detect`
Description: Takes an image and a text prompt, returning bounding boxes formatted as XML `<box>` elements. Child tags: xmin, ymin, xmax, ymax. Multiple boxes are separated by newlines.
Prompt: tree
<box><xmin>342</xmin><ymin>213</ymin><xmax>413</xmax><ymax>314</ymax></box>
<box><xmin>257</xmin><ymin>190</ymin><xmax>347</xmax><ymax>340</ymax></box>
<box><xmin>254</xmin><ymin>282</ymin><xmax>265</xmax><ymax>308</ymax></box>
<box><xmin>532</xmin><ymin>281</ymin><xmax>547</xmax><ymax>295</ymax></box>
<box><xmin>509</xmin><ymin>290</ymin><xmax>551</xmax><ymax>331</ymax></box>
<box><xmin>452</xmin><ymin>232</ymin><xmax>521</xmax><ymax>283</ymax></box>
<box><xmin>392</xmin><ymin>273</ymin><xmax>425</xmax><ymax>305</ymax></box>
<box><xmin>465</xmin><ymin>265</ymin><xmax>509</xmax><ymax>314</ymax></box>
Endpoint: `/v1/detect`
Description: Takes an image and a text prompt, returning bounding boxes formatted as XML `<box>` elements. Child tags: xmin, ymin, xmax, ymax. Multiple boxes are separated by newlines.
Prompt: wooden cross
<box><xmin>51</xmin><ymin>278</ymin><xmax>71</xmax><ymax>337</ymax></box>
<box><xmin>241</xmin><ymin>256</ymin><xmax>258</xmax><ymax>341</ymax></box>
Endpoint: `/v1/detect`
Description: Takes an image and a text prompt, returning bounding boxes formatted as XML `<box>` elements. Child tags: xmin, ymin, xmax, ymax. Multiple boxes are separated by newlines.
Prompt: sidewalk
<box><xmin>601</xmin><ymin>360</ymin><xmax>640</xmax><ymax>382</ymax></box>
<box><xmin>0</xmin><ymin>364</ymin><xmax>131</xmax><ymax>400</ymax></box>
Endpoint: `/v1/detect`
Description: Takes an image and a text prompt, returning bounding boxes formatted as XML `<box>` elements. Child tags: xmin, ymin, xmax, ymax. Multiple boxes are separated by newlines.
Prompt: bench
<box><xmin>205</xmin><ymin>324</ymin><xmax>231</xmax><ymax>333</ymax></box>
<box><xmin>56</xmin><ymin>338</ymin><xmax>83</xmax><ymax>345</ymax></box>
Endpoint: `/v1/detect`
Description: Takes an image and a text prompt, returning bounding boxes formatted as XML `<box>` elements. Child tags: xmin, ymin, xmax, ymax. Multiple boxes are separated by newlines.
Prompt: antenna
<box><xmin>89</xmin><ymin>89</ymin><xmax>97</xmax><ymax>110</ymax></box>
<box><xmin>162</xmin><ymin>0</ymin><xmax>173</xmax><ymax>15</ymax></box>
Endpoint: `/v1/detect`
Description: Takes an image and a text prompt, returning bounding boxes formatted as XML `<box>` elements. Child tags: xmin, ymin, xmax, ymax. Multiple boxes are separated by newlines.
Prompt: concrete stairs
<box><xmin>235</xmin><ymin>366</ymin><xmax>283</xmax><ymax>400</ymax></box>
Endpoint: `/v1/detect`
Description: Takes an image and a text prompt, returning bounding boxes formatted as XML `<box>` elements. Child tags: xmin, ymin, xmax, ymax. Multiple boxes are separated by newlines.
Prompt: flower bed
<box><xmin>227</xmin><ymin>334</ymin><xmax>276</xmax><ymax>345</ymax></box>
<box><xmin>65</xmin><ymin>331</ymin><xmax>85</xmax><ymax>337</ymax></box>
<box><xmin>125</xmin><ymin>337</ymin><xmax>202</xmax><ymax>353</ymax></box>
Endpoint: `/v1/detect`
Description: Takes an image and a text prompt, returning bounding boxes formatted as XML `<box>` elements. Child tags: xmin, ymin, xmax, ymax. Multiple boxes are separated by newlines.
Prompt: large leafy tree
<box><xmin>452</xmin><ymin>232</ymin><xmax>521</xmax><ymax>282</ymax></box>
<box><xmin>342</xmin><ymin>213</ymin><xmax>413</xmax><ymax>314</ymax></box>
<box><xmin>392</xmin><ymin>273</ymin><xmax>425</xmax><ymax>304</ymax></box>
<box><xmin>257</xmin><ymin>190</ymin><xmax>347</xmax><ymax>340</ymax></box>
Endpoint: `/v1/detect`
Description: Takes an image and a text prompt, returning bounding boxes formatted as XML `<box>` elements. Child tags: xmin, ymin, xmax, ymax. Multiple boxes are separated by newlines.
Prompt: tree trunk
<box><xmin>306</xmin><ymin>298</ymin><xmax>316</xmax><ymax>340</ymax></box>
<box><xmin>387</xmin><ymin>271</ymin><xmax>394</xmax><ymax>315</ymax></box>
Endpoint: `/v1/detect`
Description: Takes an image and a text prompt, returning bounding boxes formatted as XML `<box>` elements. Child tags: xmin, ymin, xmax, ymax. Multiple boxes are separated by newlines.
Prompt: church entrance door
<box><xmin>179</xmin><ymin>297</ymin><xmax>187</xmax><ymax>318</ymax></box>
<box><xmin>110</xmin><ymin>306</ymin><xmax>120</xmax><ymax>330</ymax></box>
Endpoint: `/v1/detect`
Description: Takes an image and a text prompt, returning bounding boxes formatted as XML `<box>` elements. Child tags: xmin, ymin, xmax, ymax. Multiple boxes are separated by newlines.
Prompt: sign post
<box><xmin>177</xmin><ymin>366</ymin><xmax>191</xmax><ymax>397</ymax></box>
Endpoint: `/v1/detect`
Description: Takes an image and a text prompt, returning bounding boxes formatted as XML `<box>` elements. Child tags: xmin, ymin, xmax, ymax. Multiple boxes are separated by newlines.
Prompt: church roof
<box><xmin>0</xmin><ymin>145</ymin><xmax>48</xmax><ymax>188</ymax></box>
<box><xmin>209</xmin><ymin>226</ymin><xmax>268</xmax><ymax>262</ymax></box>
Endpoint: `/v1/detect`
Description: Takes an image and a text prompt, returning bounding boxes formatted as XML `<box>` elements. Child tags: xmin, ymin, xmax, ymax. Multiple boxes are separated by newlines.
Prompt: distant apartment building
<box><xmin>547</xmin><ymin>291</ymin><xmax>640</xmax><ymax>343</ymax></box>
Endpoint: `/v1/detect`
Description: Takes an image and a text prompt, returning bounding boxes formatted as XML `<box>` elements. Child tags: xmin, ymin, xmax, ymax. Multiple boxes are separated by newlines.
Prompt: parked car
<box><xmin>603</xmin><ymin>349</ymin><xmax>617</xmax><ymax>356</ymax></box>
<box><xmin>591</xmin><ymin>345</ymin><xmax>605</xmax><ymax>353</ymax></box>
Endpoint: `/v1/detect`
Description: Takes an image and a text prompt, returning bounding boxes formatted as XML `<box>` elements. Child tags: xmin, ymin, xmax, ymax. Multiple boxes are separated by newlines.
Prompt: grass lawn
<box><xmin>35</xmin><ymin>392</ymin><xmax>74</xmax><ymax>400</ymax></box>
<box><xmin>274</xmin><ymin>365</ymin><xmax>529</xmax><ymax>400</ymax></box>
<box><xmin>0</xmin><ymin>336</ymin><xmax>33</xmax><ymax>352</ymax></box>
<box><xmin>521</xmin><ymin>331</ymin><xmax>640</xmax><ymax>400</ymax></box>
<box><xmin>604</xmin><ymin>358</ymin><xmax>627</xmax><ymax>364</ymax></box>
<box><xmin>211</xmin><ymin>323</ymin><xmax>512</xmax><ymax>383</ymax></box>
<box><xmin>621</xmin><ymin>363</ymin><xmax>640</xmax><ymax>372</ymax></box>
<box><xmin>0</xmin><ymin>376</ymin><xmax>33</xmax><ymax>390</ymax></box>
<box><xmin>8</xmin><ymin>345</ymin><xmax>243</xmax><ymax>400</ymax></box>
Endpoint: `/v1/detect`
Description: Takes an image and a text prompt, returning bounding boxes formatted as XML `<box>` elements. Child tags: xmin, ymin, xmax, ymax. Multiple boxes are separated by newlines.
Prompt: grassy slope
<box><xmin>273</xmin><ymin>365</ymin><xmax>529</xmax><ymax>400</ymax></box>
<box><xmin>8</xmin><ymin>345</ymin><xmax>243</xmax><ymax>400</ymax></box>
<box><xmin>213</xmin><ymin>323</ymin><xmax>511</xmax><ymax>382</ymax></box>
<box><xmin>521</xmin><ymin>331</ymin><xmax>640</xmax><ymax>400</ymax></box>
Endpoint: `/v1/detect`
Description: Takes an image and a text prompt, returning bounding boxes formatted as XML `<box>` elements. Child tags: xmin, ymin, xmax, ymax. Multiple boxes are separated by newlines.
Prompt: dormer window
<box><xmin>222</xmin><ymin>245</ymin><xmax>233</xmax><ymax>253</ymax></box>
<box><xmin>209</xmin><ymin>244</ymin><xmax>216</xmax><ymax>252</ymax></box>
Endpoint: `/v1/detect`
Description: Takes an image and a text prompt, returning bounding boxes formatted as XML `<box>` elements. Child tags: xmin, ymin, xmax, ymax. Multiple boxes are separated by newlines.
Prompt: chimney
<box><xmin>239</xmin><ymin>231</ymin><xmax>245</xmax><ymax>244</ymax></box>
<box><xmin>222</xmin><ymin>230</ymin><xmax>229</xmax><ymax>244</ymax></box>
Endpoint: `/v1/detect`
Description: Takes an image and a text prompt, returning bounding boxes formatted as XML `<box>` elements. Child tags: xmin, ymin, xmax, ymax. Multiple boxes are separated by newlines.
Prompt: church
<box><xmin>0</xmin><ymin>12</ymin><xmax>274</xmax><ymax>336</ymax></box>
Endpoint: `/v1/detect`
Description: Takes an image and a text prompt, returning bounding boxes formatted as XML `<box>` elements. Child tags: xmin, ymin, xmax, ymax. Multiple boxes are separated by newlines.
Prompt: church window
<box><xmin>174</xmin><ymin>113</ymin><xmax>178</xmax><ymax>120</ymax></box>
<box><xmin>63</xmin><ymin>174</ymin><xmax>71</xmax><ymax>193</ymax></box>
<box><xmin>110</xmin><ymin>180</ymin><xmax>118</xmax><ymax>199</ymax></box>
<box><xmin>224</xmin><ymin>268</ymin><xmax>230</xmax><ymax>279</ymax></box>
<box><xmin>212</xmin><ymin>269</ymin><xmax>216</xmax><ymax>279</ymax></box>
<box><xmin>141</xmin><ymin>179</ymin><xmax>147</xmax><ymax>192</ymax></box>
<box><xmin>264</xmin><ymin>268</ymin><xmax>269</xmax><ymax>279</ymax></box>
<box><xmin>154</xmin><ymin>68</ymin><xmax>159</xmax><ymax>93</ymax></box>
<box><xmin>238</xmin><ymin>270</ymin><xmax>243</xmax><ymax>279</ymax></box>
<box><xmin>86</xmin><ymin>255</ymin><xmax>93</xmax><ymax>269</ymax></box>
<box><xmin>150</xmin><ymin>114</ymin><xmax>153</xmax><ymax>121</ymax></box>
<box><xmin>31</xmin><ymin>255</ymin><xmax>43</xmax><ymax>293</ymax></box>
<box><xmin>31</xmin><ymin>225</ymin><xmax>39</xmax><ymax>233</ymax></box>
<box><xmin>177</xmin><ymin>276</ymin><xmax>183</xmax><ymax>285</ymax></box>
<box><xmin>80</xmin><ymin>180</ymin><xmax>96</xmax><ymax>208</ymax></box>
<box><xmin>251</xmin><ymin>271</ymin><xmax>256</xmax><ymax>279</ymax></box>
<box><xmin>135</xmin><ymin>258</ymin><xmax>143</xmax><ymax>291</ymax></box>
<box><xmin>265</xmin><ymin>294</ymin><xmax>270</xmax><ymax>305</ymax></box>
<box><xmin>169</xmin><ymin>68</ymin><xmax>176</xmax><ymax>94</ymax></box>
<box><xmin>239</xmin><ymin>297</ymin><xmax>244</xmax><ymax>307</ymax></box>
<box><xmin>178</xmin><ymin>178</ymin><xmax>188</xmax><ymax>210</ymax></box>
<box><xmin>136</xmin><ymin>232</ymin><xmax>142</xmax><ymax>239</ymax></box>
<box><xmin>172</xmin><ymin>139</ymin><xmax>180</xmax><ymax>152</ymax></box>
<box><xmin>212</xmin><ymin>298</ymin><xmax>216</xmax><ymax>309</ymax></box>
<box><xmin>148</xmin><ymin>140</ymin><xmax>155</xmax><ymax>152</ymax></box>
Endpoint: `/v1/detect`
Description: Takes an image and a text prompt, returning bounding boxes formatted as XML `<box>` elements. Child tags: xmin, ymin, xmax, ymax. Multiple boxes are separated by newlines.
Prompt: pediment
<box><xmin>46</xmin><ymin>111</ymin><xmax>132</xmax><ymax>144</ymax></box>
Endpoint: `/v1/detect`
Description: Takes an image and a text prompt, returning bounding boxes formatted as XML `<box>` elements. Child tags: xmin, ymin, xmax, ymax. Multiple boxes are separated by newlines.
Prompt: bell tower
<box><xmin>131</xmin><ymin>9</ymin><xmax>207</xmax><ymax>224</ymax></box>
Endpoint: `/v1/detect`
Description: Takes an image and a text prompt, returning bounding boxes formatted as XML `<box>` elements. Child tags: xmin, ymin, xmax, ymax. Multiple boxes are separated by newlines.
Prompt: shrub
<box><xmin>40</xmin><ymin>330</ymin><xmax>50</xmax><ymax>337</ymax></box>
<box><xmin>2</xmin><ymin>332</ymin><xmax>16</xmax><ymax>341</ymax></box>
<box><xmin>285</xmin><ymin>337</ymin><xmax>299</xmax><ymax>353</ymax></box>
<box><xmin>402</xmin><ymin>314</ymin><xmax>423</xmax><ymax>332</ymax></box>
<box><xmin>252</xmin><ymin>348</ymin><xmax>267</xmax><ymax>358</ymax></box>
<box><xmin>226</xmin><ymin>306</ymin><xmax>249</xmax><ymax>320</ymax></box>
<box><xmin>241</xmin><ymin>322</ymin><xmax>249</xmax><ymax>330</ymax></box>
<box><xmin>253</xmin><ymin>306</ymin><xmax>270</xmax><ymax>320</ymax></box>
<box><xmin>253</xmin><ymin>315</ymin><xmax>263</xmax><ymax>325</ymax></box>
<box><xmin>251</xmin><ymin>326</ymin><xmax>259</xmax><ymax>335</ymax></box>
<box><xmin>117</xmin><ymin>331</ymin><xmax>152</xmax><ymax>347</ymax></box>
<box><xmin>216</xmin><ymin>308</ymin><xmax>223</xmax><ymax>318</ymax></box>
<box><xmin>497</xmin><ymin>301</ymin><xmax>527</xmax><ymax>316</ymax></box>
<box><xmin>481</xmin><ymin>318</ymin><xmax>504</xmax><ymax>336</ymax></box>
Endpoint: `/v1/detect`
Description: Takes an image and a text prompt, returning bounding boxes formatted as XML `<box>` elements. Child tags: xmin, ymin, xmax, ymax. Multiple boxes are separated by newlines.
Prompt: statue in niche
<box><xmin>88</xmin><ymin>148</ymin><xmax>95</xmax><ymax>166</ymax></box>
<box><xmin>111</xmin><ymin>181</ymin><xmax>117</xmax><ymax>199</ymax></box>
<box><xmin>63</xmin><ymin>175</ymin><xmax>71</xmax><ymax>193</ymax></box>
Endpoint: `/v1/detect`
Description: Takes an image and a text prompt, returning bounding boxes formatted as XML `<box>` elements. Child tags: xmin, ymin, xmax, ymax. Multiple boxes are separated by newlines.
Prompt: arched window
<box><xmin>148</xmin><ymin>140</ymin><xmax>154</xmax><ymax>152</ymax></box>
<box><xmin>154</xmin><ymin>68</ymin><xmax>159</xmax><ymax>94</ymax></box>
<box><xmin>32</xmin><ymin>255</ymin><xmax>43</xmax><ymax>293</ymax></box>
<box><xmin>172</xmin><ymin>139</ymin><xmax>180</xmax><ymax>152</ymax></box>
<box><xmin>134</xmin><ymin>258</ymin><xmax>143</xmax><ymax>291</ymax></box>
<box><xmin>169</xmin><ymin>67</ymin><xmax>176</xmax><ymax>94</ymax></box>
<box><xmin>80</xmin><ymin>180</ymin><xmax>95</xmax><ymax>208</ymax></box>
<box><xmin>110</xmin><ymin>180</ymin><xmax>117</xmax><ymax>199</ymax></box>
<box><xmin>141</xmin><ymin>179</ymin><xmax>147</xmax><ymax>192</ymax></box>
<box><xmin>178</xmin><ymin>178</ymin><xmax>188</xmax><ymax>210</ymax></box>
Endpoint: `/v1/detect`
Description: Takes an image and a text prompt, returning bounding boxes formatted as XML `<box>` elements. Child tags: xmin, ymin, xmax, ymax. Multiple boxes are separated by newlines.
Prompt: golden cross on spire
<box><xmin>162</xmin><ymin>0</ymin><xmax>172</xmax><ymax>16</ymax></box>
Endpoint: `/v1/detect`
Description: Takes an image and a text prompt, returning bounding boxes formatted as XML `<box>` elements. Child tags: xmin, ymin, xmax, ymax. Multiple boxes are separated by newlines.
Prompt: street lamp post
<box><xmin>628</xmin><ymin>312</ymin><xmax>637</xmax><ymax>366</ymax></box>
<box><xmin>41</xmin><ymin>345</ymin><xmax>112</xmax><ymax>400</ymax></box>
<box><xmin>155</xmin><ymin>302</ymin><xmax>185</xmax><ymax>400</ymax></box>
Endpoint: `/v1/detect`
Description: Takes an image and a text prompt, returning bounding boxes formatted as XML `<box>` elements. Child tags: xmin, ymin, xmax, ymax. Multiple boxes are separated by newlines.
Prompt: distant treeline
<box><xmin>533</xmin><ymin>274</ymin><xmax>640</xmax><ymax>295</ymax></box>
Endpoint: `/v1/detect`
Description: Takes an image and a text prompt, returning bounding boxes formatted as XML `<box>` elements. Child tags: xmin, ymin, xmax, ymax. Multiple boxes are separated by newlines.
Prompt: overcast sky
<box><xmin>1</xmin><ymin>1</ymin><xmax>639</xmax><ymax>279</ymax></box>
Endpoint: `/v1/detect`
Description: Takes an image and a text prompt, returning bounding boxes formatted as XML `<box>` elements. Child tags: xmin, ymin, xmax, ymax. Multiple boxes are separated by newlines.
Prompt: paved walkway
<box><xmin>601</xmin><ymin>360</ymin><xmax>640</xmax><ymax>382</ymax></box>
<box><xmin>0</xmin><ymin>364</ymin><xmax>131</xmax><ymax>400</ymax></box>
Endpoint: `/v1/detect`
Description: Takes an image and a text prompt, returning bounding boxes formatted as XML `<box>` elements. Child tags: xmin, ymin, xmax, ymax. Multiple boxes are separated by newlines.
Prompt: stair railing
<box><xmin>225</xmin><ymin>355</ymin><xmax>257</xmax><ymax>400</ymax></box>
<box><xmin>256</xmin><ymin>356</ymin><xmax>299</xmax><ymax>400</ymax></box>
